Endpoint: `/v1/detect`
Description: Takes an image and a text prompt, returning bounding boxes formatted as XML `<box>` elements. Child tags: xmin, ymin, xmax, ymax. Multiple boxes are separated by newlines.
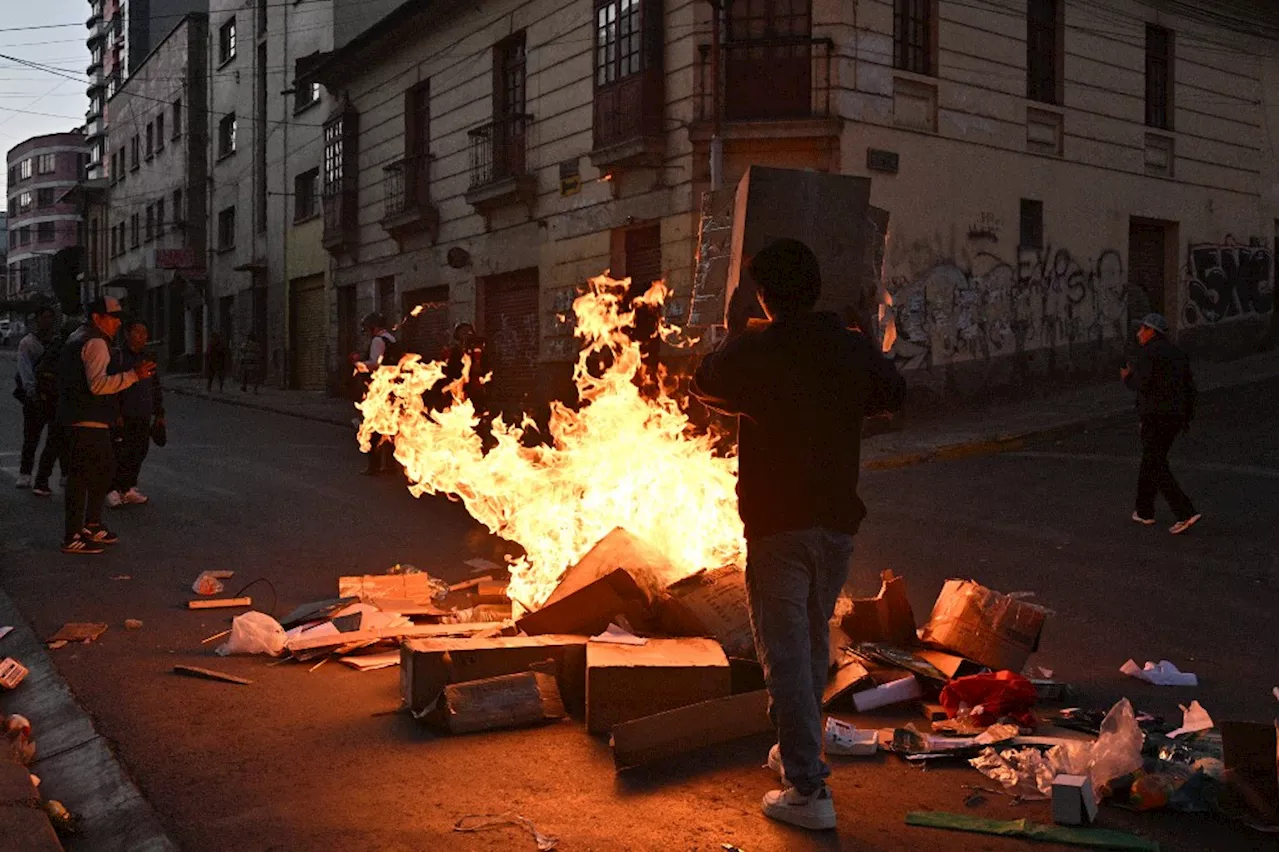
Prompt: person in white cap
<box><xmin>1121</xmin><ymin>312</ymin><xmax>1201</xmax><ymax>535</ymax></box>
<box><xmin>56</xmin><ymin>297</ymin><xmax>156</xmax><ymax>554</ymax></box>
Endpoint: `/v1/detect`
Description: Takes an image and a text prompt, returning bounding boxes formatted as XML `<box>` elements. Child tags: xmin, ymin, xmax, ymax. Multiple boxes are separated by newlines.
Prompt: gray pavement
<box><xmin>0</xmin><ymin>355</ymin><xmax>1276</xmax><ymax>851</ymax></box>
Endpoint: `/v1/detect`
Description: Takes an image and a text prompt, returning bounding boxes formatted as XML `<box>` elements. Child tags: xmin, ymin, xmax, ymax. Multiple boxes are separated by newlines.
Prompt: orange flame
<box><xmin>356</xmin><ymin>274</ymin><xmax>745</xmax><ymax>610</ymax></box>
<box><xmin>878</xmin><ymin>289</ymin><xmax>897</xmax><ymax>354</ymax></box>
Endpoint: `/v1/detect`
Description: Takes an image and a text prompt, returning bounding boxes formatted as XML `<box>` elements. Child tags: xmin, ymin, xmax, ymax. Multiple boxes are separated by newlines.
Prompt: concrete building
<box><xmin>299</xmin><ymin>0</ymin><xmax>1277</xmax><ymax>407</ymax></box>
<box><xmin>85</xmin><ymin>0</ymin><xmax>210</xmax><ymax>180</ymax></box>
<box><xmin>0</xmin><ymin>212</ymin><xmax>9</xmax><ymax>299</ymax></box>
<box><xmin>102</xmin><ymin>13</ymin><xmax>209</xmax><ymax>369</ymax></box>
<box><xmin>5</xmin><ymin>133</ymin><xmax>88</xmax><ymax>300</ymax></box>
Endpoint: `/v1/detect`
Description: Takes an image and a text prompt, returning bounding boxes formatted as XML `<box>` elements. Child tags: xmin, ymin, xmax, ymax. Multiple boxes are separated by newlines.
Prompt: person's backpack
<box><xmin>376</xmin><ymin>331</ymin><xmax>405</xmax><ymax>367</ymax></box>
<box><xmin>33</xmin><ymin>335</ymin><xmax>65</xmax><ymax>401</ymax></box>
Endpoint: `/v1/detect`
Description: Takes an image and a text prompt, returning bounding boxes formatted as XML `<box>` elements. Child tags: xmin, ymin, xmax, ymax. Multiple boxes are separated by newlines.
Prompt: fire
<box><xmin>878</xmin><ymin>289</ymin><xmax>897</xmax><ymax>354</ymax></box>
<box><xmin>356</xmin><ymin>274</ymin><xmax>745</xmax><ymax>610</ymax></box>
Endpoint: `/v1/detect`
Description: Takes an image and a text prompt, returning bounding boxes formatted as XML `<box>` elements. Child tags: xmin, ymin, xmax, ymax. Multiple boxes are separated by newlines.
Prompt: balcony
<box><xmin>590</xmin><ymin>66</ymin><xmax>665</xmax><ymax>170</ymax></box>
<box><xmin>693</xmin><ymin>37</ymin><xmax>839</xmax><ymax>142</ymax></box>
<box><xmin>381</xmin><ymin>155</ymin><xmax>438</xmax><ymax>245</ymax></box>
<box><xmin>464</xmin><ymin>114</ymin><xmax>536</xmax><ymax>216</ymax></box>
<box><xmin>87</xmin><ymin>56</ymin><xmax>103</xmax><ymax>75</ymax></box>
<box><xmin>321</xmin><ymin>188</ymin><xmax>358</xmax><ymax>254</ymax></box>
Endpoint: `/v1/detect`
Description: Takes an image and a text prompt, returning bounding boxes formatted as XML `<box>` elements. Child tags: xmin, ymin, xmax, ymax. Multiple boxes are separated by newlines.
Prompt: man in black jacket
<box><xmin>690</xmin><ymin>239</ymin><xmax>905</xmax><ymax>831</ymax></box>
<box><xmin>1122</xmin><ymin>313</ymin><xmax>1201</xmax><ymax>535</ymax></box>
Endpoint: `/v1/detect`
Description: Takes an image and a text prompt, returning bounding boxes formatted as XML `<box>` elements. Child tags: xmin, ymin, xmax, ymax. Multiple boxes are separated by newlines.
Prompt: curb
<box><xmin>0</xmin><ymin>591</ymin><xmax>177</xmax><ymax>852</ymax></box>
<box><xmin>164</xmin><ymin>384</ymin><xmax>352</xmax><ymax>428</ymax></box>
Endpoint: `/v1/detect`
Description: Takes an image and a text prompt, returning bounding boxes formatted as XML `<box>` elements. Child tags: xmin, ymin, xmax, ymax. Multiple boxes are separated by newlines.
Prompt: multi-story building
<box><xmin>299</xmin><ymin>0</ymin><xmax>1276</xmax><ymax>408</ymax></box>
<box><xmin>5</xmin><ymin>133</ymin><xmax>88</xmax><ymax>300</ymax></box>
<box><xmin>85</xmin><ymin>0</ymin><xmax>211</xmax><ymax>180</ymax></box>
<box><xmin>102</xmin><ymin>13</ymin><xmax>209</xmax><ymax>369</ymax></box>
<box><xmin>0</xmin><ymin>211</ymin><xmax>9</xmax><ymax>299</ymax></box>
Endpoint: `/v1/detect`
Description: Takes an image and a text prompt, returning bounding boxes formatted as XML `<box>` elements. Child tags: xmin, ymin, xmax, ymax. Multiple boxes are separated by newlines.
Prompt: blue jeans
<box><xmin>745</xmin><ymin>527</ymin><xmax>854</xmax><ymax>794</ymax></box>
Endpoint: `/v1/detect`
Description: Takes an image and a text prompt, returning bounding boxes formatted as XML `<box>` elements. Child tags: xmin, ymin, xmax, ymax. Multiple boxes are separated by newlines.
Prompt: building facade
<box><xmin>102</xmin><ymin>13</ymin><xmax>210</xmax><ymax>369</ymax></box>
<box><xmin>5</xmin><ymin>133</ymin><xmax>88</xmax><ymax>300</ymax></box>
<box><xmin>299</xmin><ymin>0</ymin><xmax>1276</xmax><ymax>409</ymax></box>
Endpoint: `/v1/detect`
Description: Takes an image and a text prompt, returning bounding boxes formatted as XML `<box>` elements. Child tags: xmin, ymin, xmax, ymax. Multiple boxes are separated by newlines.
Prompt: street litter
<box><xmin>852</xmin><ymin>674</ymin><xmax>922</xmax><ymax>712</ymax></box>
<box><xmin>47</xmin><ymin>622</ymin><xmax>108</xmax><ymax>644</ymax></box>
<box><xmin>919</xmin><ymin>579</ymin><xmax>1049</xmax><ymax>673</ymax></box>
<box><xmin>590</xmin><ymin>623</ymin><xmax>647</xmax><ymax>645</ymax></box>
<box><xmin>905</xmin><ymin>812</ymin><xmax>1160</xmax><ymax>851</ymax></box>
<box><xmin>0</xmin><ymin>626</ymin><xmax>12</xmax><ymax>641</ymax></box>
<box><xmin>339</xmin><ymin>651</ymin><xmax>399</xmax><ymax>671</ymax></box>
<box><xmin>824</xmin><ymin>717</ymin><xmax>878</xmax><ymax>756</ymax></box>
<box><xmin>939</xmin><ymin>670</ymin><xmax>1038</xmax><ymax>728</ymax></box>
<box><xmin>0</xmin><ymin>658</ymin><xmax>29</xmax><ymax>690</ymax></box>
<box><xmin>454</xmin><ymin>812</ymin><xmax>558</xmax><ymax>851</ymax></box>
<box><xmin>124</xmin><ymin>619</ymin><xmax>143</xmax><ymax>630</ymax></box>
<box><xmin>187</xmin><ymin>597</ymin><xmax>252</xmax><ymax>610</ymax></box>
<box><xmin>1121</xmin><ymin>659</ymin><xmax>1198</xmax><ymax>687</ymax></box>
<box><xmin>1053</xmin><ymin>774</ymin><xmax>1099</xmax><ymax>825</ymax></box>
<box><xmin>173</xmin><ymin>664</ymin><xmax>252</xmax><ymax>685</ymax></box>
<box><xmin>217</xmin><ymin>612</ymin><xmax>287</xmax><ymax>656</ymax></box>
<box><xmin>191</xmin><ymin>571</ymin><xmax>231</xmax><ymax>596</ymax></box>
<box><xmin>1166</xmin><ymin>701</ymin><xmax>1214</xmax><ymax>738</ymax></box>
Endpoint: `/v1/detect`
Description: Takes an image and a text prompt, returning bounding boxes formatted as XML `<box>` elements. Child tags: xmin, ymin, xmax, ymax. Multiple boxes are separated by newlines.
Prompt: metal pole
<box><xmin>709</xmin><ymin>0</ymin><xmax>723</xmax><ymax>191</ymax></box>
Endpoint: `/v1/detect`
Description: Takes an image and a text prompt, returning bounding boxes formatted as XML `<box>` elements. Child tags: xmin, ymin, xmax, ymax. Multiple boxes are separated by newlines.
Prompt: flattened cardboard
<box><xmin>586</xmin><ymin>638</ymin><xmax>730</xmax><ymax>735</ymax></box>
<box><xmin>823</xmin><ymin>659</ymin><xmax>872</xmax><ymax>708</ymax></box>
<box><xmin>657</xmin><ymin>566</ymin><xmax>754</xmax><ymax>659</ymax></box>
<box><xmin>338</xmin><ymin>574</ymin><xmax>443</xmax><ymax>606</ymax></box>
<box><xmin>916</xmin><ymin>649</ymin><xmax>989</xmax><ymax>680</ymax></box>
<box><xmin>919</xmin><ymin>579</ymin><xmax>1049</xmax><ymax>673</ymax></box>
<box><xmin>401</xmin><ymin>634</ymin><xmax>588</xmax><ymax>714</ymax></box>
<box><xmin>612</xmin><ymin>690</ymin><xmax>771</xmax><ymax>769</ymax></box>
<box><xmin>839</xmin><ymin>571</ymin><xmax>916</xmax><ymax>645</ymax></box>
<box><xmin>47</xmin><ymin>623</ymin><xmax>108</xmax><ymax>643</ymax></box>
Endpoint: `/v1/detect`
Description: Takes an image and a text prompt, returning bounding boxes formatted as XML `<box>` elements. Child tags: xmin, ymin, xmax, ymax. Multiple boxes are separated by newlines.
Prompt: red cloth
<box><xmin>939</xmin><ymin>670</ymin><xmax>1037</xmax><ymax>728</ymax></box>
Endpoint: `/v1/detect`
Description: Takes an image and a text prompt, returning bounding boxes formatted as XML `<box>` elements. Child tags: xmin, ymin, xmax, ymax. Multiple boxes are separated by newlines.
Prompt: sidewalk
<box><xmin>19</xmin><ymin>348</ymin><xmax>1278</xmax><ymax>468</ymax></box>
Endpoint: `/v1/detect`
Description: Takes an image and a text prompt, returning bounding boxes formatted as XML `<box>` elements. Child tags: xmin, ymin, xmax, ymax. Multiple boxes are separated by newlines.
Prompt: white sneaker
<box><xmin>105</xmin><ymin>490</ymin><xmax>123</xmax><ymax>508</ymax></box>
<box><xmin>15</xmin><ymin>474</ymin><xmax>31</xmax><ymax>489</ymax></box>
<box><xmin>766</xmin><ymin>743</ymin><xmax>784</xmax><ymax>778</ymax></box>
<box><xmin>1170</xmin><ymin>514</ymin><xmax>1202</xmax><ymax>535</ymax></box>
<box><xmin>762</xmin><ymin>785</ymin><xmax>837</xmax><ymax>830</ymax></box>
<box><xmin>122</xmin><ymin>488</ymin><xmax>149</xmax><ymax>505</ymax></box>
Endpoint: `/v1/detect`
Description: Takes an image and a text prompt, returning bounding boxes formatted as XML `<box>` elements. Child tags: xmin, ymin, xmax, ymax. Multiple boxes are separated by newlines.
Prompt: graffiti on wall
<box><xmin>1182</xmin><ymin>235</ymin><xmax>1275</xmax><ymax>326</ymax></box>
<box><xmin>881</xmin><ymin>243</ymin><xmax>1126</xmax><ymax>372</ymax></box>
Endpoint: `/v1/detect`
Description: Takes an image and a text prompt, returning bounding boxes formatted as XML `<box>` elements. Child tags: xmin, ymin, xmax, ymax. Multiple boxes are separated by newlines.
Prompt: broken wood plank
<box><xmin>612</xmin><ymin>690</ymin><xmax>771</xmax><ymax>769</ymax></box>
<box><xmin>444</xmin><ymin>671</ymin><xmax>566</xmax><ymax>735</ymax></box>
<box><xmin>173</xmin><ymin>665</ymin><xmax>252</xmax><ymax>685</ymax></box>
<box><xmin>186</xmin><ymin>597</ymin><xmax>252</xmax><ymax>610</ymax></box>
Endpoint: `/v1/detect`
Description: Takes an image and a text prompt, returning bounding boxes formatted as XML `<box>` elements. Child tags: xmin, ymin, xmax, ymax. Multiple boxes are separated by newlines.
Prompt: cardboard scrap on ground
<box><xmin>840</xmin><ymin>571</ymin><xmax>916</xmax><ymax>646</ymax></box>
<box><xmin>287</xmin><ymin>621</ymin><xmax>502</xmax><ymax>653</ymax></box>
<box><xmin>47</xmin><ymin>623</ymin><xmax>108</xmax><ymax>644</ymax></box>
<box><xmin>612</xmin><ymin>689</ymin><xmax>771</xmax><ymax>769</ymax></box>
<box><xmin>339</xmin><ymin>574</ymin><xmax>447</xmax><ymax>608</ymax></box>
<box><xmin>401</xmin><ymin>635</ymin><xmax>589</xmax><ymax>715</ymax></box>
<box><xmin>339</xmin><ymin>651</ymin><xmax>401</xmax><ymax>671</ymax></box>
<box><xmin>0</xmin><ymin>657</ymin><xmax>29</xmax><ymax>690</ymax></box>
<box><xmin>918</xmin><ymin>579</ymin><xmax>1048</xmax><ymax>673</ymax></box>
<box><xmin>444</xmin><ymin>671</ymin><xmax>566</xmax><ymax>735</ymax></box>
<box><xmin>586</xmin><ymin>637</ymin><xmax>730</xmax><ymax>735</ymax></box>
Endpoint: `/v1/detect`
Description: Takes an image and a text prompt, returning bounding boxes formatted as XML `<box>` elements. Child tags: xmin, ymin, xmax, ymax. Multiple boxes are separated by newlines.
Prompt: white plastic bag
<box><xmin>1087</xmin><ymin>698</ymin><xmax>1145</xmax><ymax>788</ymax></box>
<box><xmin>216</xmin><ymin>611</ymin><xmax>286</xmax><ymax>657</ymax></box>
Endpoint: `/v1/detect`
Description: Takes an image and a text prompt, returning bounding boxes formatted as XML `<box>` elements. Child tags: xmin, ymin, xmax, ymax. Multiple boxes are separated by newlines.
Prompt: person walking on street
<box><xmin>106</xmin><ymin>320</ymin><xmax>164</xmax><ymax>508</ymax></box>
<box><xmin>349</xmin><ymin>313</ymin><xmax>400</xmax><ymax>475</ymax></box>
<box><xmin>58</xmin><ymin>297</ymin><xmax>156</xmax><ymax>555</ymax></box>
<box><xmin>1122</xmin><ymin>313</ymin><xmax>1201</xmax><ymax>535</ymax></box>
<box><xmin>206</xmin><ymin>333</ymin><xmax>228</xmax><ymax>393</ymax></box>
<box><xmin>14</xmin><ymin>306</ymin><xmax>59</xmax><ymax>494</ymax></box>
<box><xmin>689</xmin><ymin>239</ymin><xmax>905</xmax><ymax>831</ymax></box>
<box><xmin>238</xmin><ymin>332</ymin><xmax>263</xmax><ymax>393</ymax></box>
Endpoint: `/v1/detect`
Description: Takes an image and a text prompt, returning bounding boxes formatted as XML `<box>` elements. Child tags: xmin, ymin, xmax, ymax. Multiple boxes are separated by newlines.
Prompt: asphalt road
<box><xmin>0</xmin><ymin>359</ymin><xmax>1275</xmax><ymax>852</ymax></box>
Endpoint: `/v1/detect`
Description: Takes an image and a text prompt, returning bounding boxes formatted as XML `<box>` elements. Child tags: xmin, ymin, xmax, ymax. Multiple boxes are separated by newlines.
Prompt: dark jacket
<box><xmin>690</xmin><ymin>311</ymin><xmax>906</xmax><ymax>540</ymax></box>
<box><xmin>57</xmin><ymin>325</ymin><xmax>126</xmax><ymax>426</ymax></box>
<box><xmin>112</xmin><ymin>348</ymin><xmax>164</xmax><ymax>420</ymax></box>
<box><xmin>1124</xmin><ymin>335</ymin><xmax>1195</xmax><ymax>421</ymax></box>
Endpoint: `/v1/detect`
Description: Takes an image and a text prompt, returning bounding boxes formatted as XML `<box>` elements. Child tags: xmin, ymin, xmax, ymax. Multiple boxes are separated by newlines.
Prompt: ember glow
<box><xmin>879</xmin><ymin>289</ymin><xmax>897</xmax><ymax>354</ymax></box>
<box><xmin>356</xmin><ymin>274</ymin><xmax>745</xmax><ymax>610</ymax></box>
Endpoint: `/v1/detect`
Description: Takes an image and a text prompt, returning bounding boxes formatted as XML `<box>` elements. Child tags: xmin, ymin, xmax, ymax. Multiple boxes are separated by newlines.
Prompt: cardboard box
<box><xmin>516</xmin><ymin>529</ymin><xmax>665</xmax><ymax>636</ymax></box>
<box><xmin>401</xmin><ymin>635</ymin><xmax>588</xmax><ymax>713</ymax></box>
<box><xmin>822</xmin><ymin>659</ymin><xmax>872</xmax><ymax>708</ymax></box>
<box><xmin>444</xmin><ymin>671</ymin><xmax>566</xmax><ymax>735</ymax></box>
<box><xmin>586</xmin><ymin>638</ymin><xmax>730</xmax><ymax>735</ymax></box>
<box><xmin>916</xmin><ymin>649</ymin><xmax>989</xmax><ymax>680</ymax></box>
<box><xmin>611</xmin><ymin>690</ymin><xmax>771</xmax><ymax>769</ymax></box>
<box><xmin>918</xmin><ymin>579</ymin><xmax>1049</xmax><ymax>673</ymax></box>
<box><xmin>656</xmin><ymin>566</ymin><xmax>754</xmax><ymax>659</ymax></box>
<box><xmin>1051</xmin><ymin>774</ymin><xmax>1098</xmax><ymax>826</ymax></box>
<box><xmin>839</xmin><ymin>571</ymin><xmax>916</xmax><ymax>645</ymax></box>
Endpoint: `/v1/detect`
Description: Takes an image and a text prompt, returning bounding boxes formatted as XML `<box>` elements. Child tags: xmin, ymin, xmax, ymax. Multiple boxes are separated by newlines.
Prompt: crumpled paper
<box><xmin>454</xmin><ymin>813</ymin><xmax>558</xmax><ymax>851</ymax></box>
<box><xmin>1166</xmin><ymin>700</ymin><xmax>1214</xmax><ymax>738</ymax></box>
<box><xmin>1120</xmin><ymin>659</ymin><xmax>1198</xmax><ymax>687</ymax></box>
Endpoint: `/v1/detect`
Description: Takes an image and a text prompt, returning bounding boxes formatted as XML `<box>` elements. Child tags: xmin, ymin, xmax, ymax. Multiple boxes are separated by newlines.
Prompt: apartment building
<box><xmin>101</xmin><ymin>13</ymin><xmax>210</xmax><ymax>369</ymax></box>
<box><xmin>5</xmin><ymin>132</ymin><xmax>89</xmax><ymax>299</ymax></box>
<box><xmin>296</xmin><ymin>0</ymin><xmax>1275</xmax><ymax>406</ymax></box>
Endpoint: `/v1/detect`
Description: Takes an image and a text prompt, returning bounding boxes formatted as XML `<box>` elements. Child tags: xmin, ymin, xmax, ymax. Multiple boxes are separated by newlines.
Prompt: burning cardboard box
<box><xmin>586</xmin><ymin>638</ymin><xmax>730</xmax><ymax>735</ymax></box>
<box><xmin>656</xmin><ymin>566</ymin><xmax>754</xmax><ymax>659</ymax></box>
<box><xmin>918</xmin><ymin>579</ymin><xmax>1049</xmax><ymax>673</ymax></box>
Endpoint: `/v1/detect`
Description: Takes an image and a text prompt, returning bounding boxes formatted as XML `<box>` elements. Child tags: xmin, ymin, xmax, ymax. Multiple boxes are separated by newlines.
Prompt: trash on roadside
<box><xmin>590</xmin><ymin>623</ymin><xmax>648</xmax><ymax>645</ymax></box>
<box><xmin>172</xmin><ymin>664</ymin><xmax>253</xmax><ymax>685</ymax></box>
<box><xmin>838</xmin><ymin>570</ymin><xmax>916</xmax><ymax>645</ymax></box>
<box><xmin>905</xmin><ymin>811</ymin><xmax>1160</xmax><ymax>851</ymax></box>
<box><xmin>0</xmin><ymin>626</ymin><xmax>13</xmax><ymax>642</ymax></box>
<box><xmin>187</xmin><ymin>597</ymin><xmax>252</xmax><ymax>610</ymax></box>
<box><xmin>453</xmin><ymin>812</ymin><xmax>559</xmax><ymax>851</ymax></box>
<box><xmin>124</xmin><ymin>619</ymin><xmax>143</xmax><ymax>630</ymax></box>
<box><xmin>0</xmin><ymin>658</ymin><xmax>27</xmax><ymax>690</ymax></box>
<box><xmin>655</xmin><ymin>566</ymin><xmax>754</xmax><ymax>658</ymax></box>
<box><xmin>823</xmin><ymin>655</ymin><xmax>872</xmax><ymax>708</ymax></box>
<box><xmin>1055</xmin><ymin>705</ymin><xmax>1164</xmax><ymax>736</ymax></box>
<box><xmin>1088</xmin><ymin>699</ymin><xmax>1146</xmax><ymax>793</ymax></box>
<box><xmin>612</xmin><ymin>690</ymin><xmax>771</xmax><ymax>770</ymax></box>
<box><xmin>852</xmin><ymin>674</ymin><xmax>923</xmax><ymax>712</ymax></box>
<box><xmin>1220</xmin><ymin>719</ymin><xmax>1279</xmax><ymax>826</ymax></box>
<box><xmin>918</xmin><ymin>580</ymin><xmax>1049</xmax><ymax>673</ymax></box>
<box><xmin>1120</xmin><ymin>658</ymin><xmax>1198</xmax><ymax>687</ymax></box>
<box><xmin>47</xmin><ymin>623</ymin><xmax>108</xmax><ymax>644</ymax></box>
<box><xmin>444</xmin><ymin>671</ymin><xmax>566</xmax><ymax>734</ymax></box>
<box><xmin>969</xmin><ymin>744</ymin><xmax>1092</xmax><ymax>799</ymax></box>
<box><xmin>586</xmin><ymin>638</ymin><xmax>729</xmax><ymax>734</ymax></box>
<box><xmin>1052</xmin><ymin>774</ymin><xmax>1099</xmax><ymax>825</ymax></box>
<box><xmin>1166</xmin><ymin>701</ymin><xmax>1214</xmax><ymax>738</ymax></box>
<box><xmin>917</xmin><ymin>649</ymin><xmax>988</xmax><ymax>679</ymax></box>
<box><xmin>338</xmin><ymin>651</ymin><xmax>400</xmax><ymax>671</ymax></box>
<box><xmin>851</xmin><ymin>642</ymin><xmax>950</xmax><ymax>684</ymax></box>
<box><xmin>824</xmin><ymin>717</ymin><xmax>879</xmax><ymax>756</ymax></box>
<box><xmin>44</xmin><ymin>800</ymin><xmax>77</xmax><ymax>835</ymax></box>
<box><xmin>217</xmin><ymin>611</ymin><xmax>287</xmax><ymax>656</ymax></box>
<box><xmin>939</xmin><ymin>670</ymin><xmax>1038</xmax><ymax>729</ymax></box>
<box><xmin>191</xmin><ymin>571</ymin><xmax>229</xmax><ymax>596</ymax></box>
<box><xmin>46</xmin><ymin>641</ymin><xmax>67</xmax><ymax>650</ymax></box>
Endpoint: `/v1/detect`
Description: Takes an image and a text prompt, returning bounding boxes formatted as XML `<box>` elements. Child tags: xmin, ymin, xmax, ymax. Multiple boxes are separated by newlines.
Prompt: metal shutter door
<box><xmin>483</xmin><ymin>269</ymin><xmax>540</xmax><ymax>417</ymax></box>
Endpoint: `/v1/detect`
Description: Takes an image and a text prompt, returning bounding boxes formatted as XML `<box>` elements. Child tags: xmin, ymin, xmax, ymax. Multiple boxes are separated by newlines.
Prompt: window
<box><xmin>496</xmin><ymin>33</ymin><xmax>527</xmax><ymax>118</ymax></box>
<box><xmin>145</xmin><ymin>205</ymin><xmax>154</xmax><ymax>241</ymax></box>
<box><xmin>219</xmin><ymin>114</ymin><xmax>237</xmax><ymax>157</ymax></box>
<box><xmin>1145</xmin><ymin>24</ymin><xmax>1173</xmax><ymax>130</ymax></box>
<box><xmin>18</xmin><ymin>226</ymin><xmax>30</xmax><ymax>246</ymax></box>
<box><xmin>130</xmin><ymin>136</ymin><xmax>140</xmax><ymax>170</ymax></box>
<box><xmin>1019</xmin><ymin>198</ymin><xmax>1043</xmax><ymax>249</ymax></box>
<box><xmin>894</xmin><ymin>0</ymin><xmax>934</xmax><ymax>75</ymax></box>
<box><xmin>156</xmin><ymin>114</ymin><xmax>166</xmax><ymax>152</ymax></box>
<box><xmin>156</xmin><ymin>198</ymin><xmax>165</xmax><ymax>235</ymax></box>
<box><xmin>6</xmin><ymin>166</ymin><xmax>13</xmax><ymax>185</ymax></box>
<box><xmin>172</xmin><ymin>99</ymin><xmax>182</xmax><ymax>139</ymax></box>
<box><xmin>146</xmin><ymin>123</ymin><xmax>155</xmax><ymax>160</ymax></box>
<box><xmin>257</xmin><ymin>0</ymin><xmax>267</xmax><ymax>33</ymax></box>
<box><xmin>37</xmin><ymin>188</ymin><xmax>54</xmax><ymax>208</ymax></box>
<box><xmin>595</xmin><ymin>0</ymin><xmax>643</xmax><ymax>86</ymax></box>
<box><xmin>36</xmin><ymin>153</ymin><xmax>56</xmax><ymax>174</ymax></box>
<box><xmin>130</xmin><ymin>213</ymin><xmax>140</xmax><ymax>248</ymax></box>
<box><xmin>109</xmin><ymin>224</ymin><xmax>117</xmax><ymax>257</ymax></box>
<box><xmin>323</xmin><ymin>118</ymin><xmax>345</xmax><ymax>193</ymax></box>
<box><xmin>19</xmin><ymin>159</ymin><xmax>32</xmax><ymax>180</ymax></box>
<box><xmin>219</xmin><ymin>18</ymin><xmax>237</xmax><ymax>64</ymax></box>
<box><xmin>18</xmin><ymin>192</ymin><xmax>32</xmax><ymax>212</ymax></box>
<box><xmin>294</xmin><ymin>168</ymin><xmax>319</xmax><ymax>221</ymax></box>
<box><xmin>117</xmin><ymin>147</ymin><xmax>127</xmax><ymax>181</ymax></box>
<box><xmin>37</xmin><ymin>221</ymin><xmax>55</xmax><ymax>243</ymax></box>
<box><xmin>1026</xmin><ymin>0</ymin><xmax>1061</xmax><ymax>104</ymax></box>
<box><xmin>218</xmin><ymin>206</ymin><xmax>236</xmax><ymax>250</ymax></box>
<box><xmin>295</xmin><ymin>81</ymin><xmax>321</xmax><ymax>113</ymax></box>
<box><xmin>173</xmin><ymin>188</ymin><xmax>184</xmax><ymax>226</ymax></box>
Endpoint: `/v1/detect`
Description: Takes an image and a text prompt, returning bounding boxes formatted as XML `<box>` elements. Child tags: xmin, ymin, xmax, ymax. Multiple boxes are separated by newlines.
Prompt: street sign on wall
<box><xmin>155</xmin><ymin>248</ymin><xmax>199</xmax><ymax>270</ymax></box>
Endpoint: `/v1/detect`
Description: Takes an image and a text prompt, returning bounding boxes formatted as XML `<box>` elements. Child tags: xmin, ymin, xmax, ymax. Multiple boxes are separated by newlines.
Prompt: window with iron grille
<box><xmin>1026</xmin><ymin>0</ymin><xmax>1060</xmax><ymax>104</ymax></box>
<box><xmin>294</xmin><ymin>168</ymin><xmax>319</xmax><ymax>221</ymax></box>
<box><xmin>1145</xmin><ymin>24</ymin><xmax>1172</xmax><ymax>130</ymax></box>
<box><xmin>596</xmin><ymin>0</ymin><xmax>643</xmax><ymax>86</ymax></box>
<box><xmin>219</xmin><ymin>18</ymin><xmax>237</xmax><ymax>64</ymax></box>
<box><xmin>323</xmin><ymin>118</ymin><xmax>344</xmax><ymax>193</ymax></box>
<box><xmin>893</xmin><ymin>0</ymin><xmax>933</xmax><ymax>75</ymax></box>
<box><xmin>219</xmin><ymin>114</ymin><xmax>237</xmax><ymax>157</ymax></box>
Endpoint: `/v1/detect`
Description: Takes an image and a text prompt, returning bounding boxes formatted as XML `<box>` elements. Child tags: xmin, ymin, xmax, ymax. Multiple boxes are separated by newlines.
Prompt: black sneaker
<box><xmin>62</xmin><ymin>534</ymin><xmax>106</xmax><ymax>555</ymax></box>
<box><xmin>81</xmin><ymin>525</ymin><xmax>119</xmax><ymax>545</ymax></box>
<box><xmin>32</xmin><ymin>483</ymin><xmax>53</xmax><ymax>497</ymax></box>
